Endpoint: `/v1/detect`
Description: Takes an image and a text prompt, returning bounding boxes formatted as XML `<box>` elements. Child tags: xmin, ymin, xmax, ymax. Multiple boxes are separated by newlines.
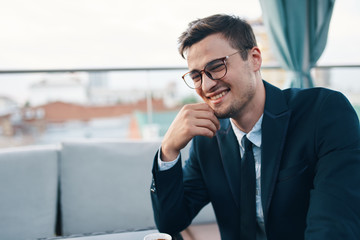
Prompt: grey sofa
<box><xmin>0</xmin><ymin>140</ymin><xmax>216</xmax><ymax>240</ymax></box>
<box><xmin>0</xmin><ymin>145</ymin><xmax>59</xmax><ymax>240</ymax></box>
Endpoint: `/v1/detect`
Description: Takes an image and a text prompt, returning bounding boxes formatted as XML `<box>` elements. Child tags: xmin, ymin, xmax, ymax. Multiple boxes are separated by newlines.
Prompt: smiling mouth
<box><xmin>209</xmin><ymin>90</ymin><xmax>229</xmax><ymax>100</ymax></box>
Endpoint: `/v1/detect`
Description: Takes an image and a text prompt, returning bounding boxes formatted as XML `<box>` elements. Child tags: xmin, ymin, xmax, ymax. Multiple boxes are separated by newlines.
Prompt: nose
<box><xmin>201</xmin><ymin>72</ymin><xmax>217</xmax><ymax>92</ymax></box>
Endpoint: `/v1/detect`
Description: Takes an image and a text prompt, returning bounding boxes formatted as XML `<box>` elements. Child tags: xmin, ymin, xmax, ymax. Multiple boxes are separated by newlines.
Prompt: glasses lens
<box><xmin>204</xmin><ymin>59</ymin><xmax>226</xmax><ymax>80</ymax></box>
<box><xmin>183</xmin><ymin>71</ymin><xmax>201</xmax><ymax>89</ymax></box>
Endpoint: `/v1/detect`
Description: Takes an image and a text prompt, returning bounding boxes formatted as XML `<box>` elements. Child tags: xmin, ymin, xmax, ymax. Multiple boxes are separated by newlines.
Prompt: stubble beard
<box><xmin>214</xmin><ymin>104</ymin><xmax>239</xmax><ymax>119</ymax></box>
<box><xmin>213</xmin><ymin>89</ymin><xmax>255</xmax><ymax>120</ymax></box>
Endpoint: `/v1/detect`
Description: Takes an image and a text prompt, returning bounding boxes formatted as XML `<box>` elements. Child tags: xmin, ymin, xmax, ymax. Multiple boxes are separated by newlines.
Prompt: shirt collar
<box><xmin>230</xmin><ymin>114</ymin><xmax>263</xmax><ymax>148</ymax></box>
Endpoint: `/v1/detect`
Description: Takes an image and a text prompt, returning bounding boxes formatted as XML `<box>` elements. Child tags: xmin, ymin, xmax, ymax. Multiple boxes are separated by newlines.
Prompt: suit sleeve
<box><xmin>305</xmin><ymin>91</ymin><xmax>360</xmax><ymax>239</ymax></box>
<box><xmin>150</xmin><ymin>140</ymin><xmax>210</xmax><ymax>236</ymax></box>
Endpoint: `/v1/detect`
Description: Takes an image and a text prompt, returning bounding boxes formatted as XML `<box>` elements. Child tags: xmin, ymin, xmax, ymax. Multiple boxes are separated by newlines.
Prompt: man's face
<box><xmin>186</xmin><ymin>33</ymin><xmax>261</xmax><ymax>119</ymax></box>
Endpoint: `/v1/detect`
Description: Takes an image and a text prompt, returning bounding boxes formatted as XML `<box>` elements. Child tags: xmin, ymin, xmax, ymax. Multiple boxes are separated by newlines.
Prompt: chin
<box><xmin>214</xmin><ymin>105</ymin><xmax>238</xmax><ymax>119</ymax></box>
<box><xmin>214</xmin><ymin>110</ymin><xmax>232</xmax><ymax>119</ymax></box>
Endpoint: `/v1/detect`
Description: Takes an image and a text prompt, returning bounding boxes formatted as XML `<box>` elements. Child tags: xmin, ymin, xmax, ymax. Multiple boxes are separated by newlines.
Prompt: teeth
<box><xmin>211</xmin><ymin>91</ymin><xmax>227</xmax><ymax>100</ymax></box>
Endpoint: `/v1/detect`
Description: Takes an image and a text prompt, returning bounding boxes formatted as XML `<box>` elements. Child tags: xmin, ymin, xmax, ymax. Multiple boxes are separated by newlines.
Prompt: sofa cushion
<box><xmin>60</xmin><ymin>140</ymin><xmax>161</xmax><ymax>235</ymax></box>
<box><xmin>0</xmin><ymin>145</ymin><xmax>59</xmax><ymax>240</ymax></box>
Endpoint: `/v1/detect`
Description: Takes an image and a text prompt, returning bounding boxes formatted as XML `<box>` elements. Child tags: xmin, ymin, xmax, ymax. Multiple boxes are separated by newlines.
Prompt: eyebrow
<box><xmin>189</xmin><ymin>56</ymin><xmax>224</xmax><ymax>72</ymax></box>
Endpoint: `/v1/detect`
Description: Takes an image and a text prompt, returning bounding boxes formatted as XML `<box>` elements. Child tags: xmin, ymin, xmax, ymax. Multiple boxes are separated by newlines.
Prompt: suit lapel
<box><xmin>216</xmin><ymin>119</ymin><xmax>241</xmax><ymax>208</ymax></box>
<box><xmin>214</xmin><ymin>82</ymin><xmax>291</xmax><ymax>216</ymax></box>
<box><xmin>261</xmin><ymin>81</ymin><xmax>291</xmax><ymax>224</ymax></box>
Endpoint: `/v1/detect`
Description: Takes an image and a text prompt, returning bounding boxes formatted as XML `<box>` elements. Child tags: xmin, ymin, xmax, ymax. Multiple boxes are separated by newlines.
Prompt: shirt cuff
<box><xmin>158</xmin><ymin>146</ymin><xmax>179</xmax><ymax>171</ymax></box>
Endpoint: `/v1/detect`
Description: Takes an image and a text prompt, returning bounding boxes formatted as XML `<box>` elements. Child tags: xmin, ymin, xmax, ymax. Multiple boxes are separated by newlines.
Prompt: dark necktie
<box><xmin>240</xmin><ymin>135</ymin><xmax>256</xmax><ymax>240</ymax></box>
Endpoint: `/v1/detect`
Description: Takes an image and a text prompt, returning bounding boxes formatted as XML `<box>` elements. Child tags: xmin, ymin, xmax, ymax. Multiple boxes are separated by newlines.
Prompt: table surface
<box><xmin>44</xmin><ymin>223</ymin><xmax>219</xmax><ymax>240</ymax></box>
<box><xmin>59</xmin><ymin>229</ymin><xmax>158</xmax><ymax>240</ymax></box>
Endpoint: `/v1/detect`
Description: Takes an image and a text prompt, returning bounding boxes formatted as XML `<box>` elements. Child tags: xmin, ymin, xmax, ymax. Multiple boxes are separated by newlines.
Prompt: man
<box><xmin>150</xmin><ymin>14</ymin><xmax>360</xmax><ymax>240</ymax></box>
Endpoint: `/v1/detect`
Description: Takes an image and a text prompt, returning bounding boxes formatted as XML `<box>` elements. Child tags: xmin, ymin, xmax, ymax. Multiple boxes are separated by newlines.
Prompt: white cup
<box><xmin>143</xmin><ymin>232</ymin><xmax>172</xmax><ymax>240</ymax></box>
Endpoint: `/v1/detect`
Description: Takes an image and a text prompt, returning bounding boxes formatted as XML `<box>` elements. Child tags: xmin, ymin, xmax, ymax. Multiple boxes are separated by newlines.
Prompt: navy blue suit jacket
<box><xmin>151</xmin><ymin>81</ymin><xmax>360</xmax><ymax>240</ymax></box>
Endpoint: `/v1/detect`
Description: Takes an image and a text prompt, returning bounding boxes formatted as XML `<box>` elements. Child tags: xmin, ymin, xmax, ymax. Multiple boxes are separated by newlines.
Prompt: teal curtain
<box><xmin>259</xmin><ymin>0</ymin><xmax>335</xmax><ymax>88</ymax></box>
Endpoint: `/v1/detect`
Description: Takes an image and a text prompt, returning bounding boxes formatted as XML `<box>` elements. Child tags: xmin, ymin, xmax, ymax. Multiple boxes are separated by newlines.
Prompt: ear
<box><xmin>249</xmin><ymin>47</ymin><xmax>262</xmax><ymax>72</ymax></box>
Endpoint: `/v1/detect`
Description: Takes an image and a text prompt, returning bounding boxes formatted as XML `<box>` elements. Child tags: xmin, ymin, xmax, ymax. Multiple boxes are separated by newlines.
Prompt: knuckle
<box><xmin>183</xmin><ymin>118</ymin><xmax>191</xmax><ymax>127</ymax></box>
<box><xmin>182</xmin><ymin>108</ymin><xmax>191</xmax><ymax>118</ymax></box>
<box><xmin>206</xmin><ymin>130</ymin><xmax>215</xmax><ymax>138</ymax></box>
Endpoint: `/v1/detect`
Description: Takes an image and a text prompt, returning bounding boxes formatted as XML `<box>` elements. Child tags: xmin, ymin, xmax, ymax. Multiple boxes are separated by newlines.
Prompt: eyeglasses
<box><xmin>182</xmin><ymin>51</ymin><xmax>240</xmax><ymax>89</ymax></box>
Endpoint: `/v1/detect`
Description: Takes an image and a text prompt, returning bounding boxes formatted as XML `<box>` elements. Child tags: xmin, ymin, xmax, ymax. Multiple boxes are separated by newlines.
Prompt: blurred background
<box><xmin>0</xmin><ymin>0</ymin><xmax>359</xmax><ymax>148</ymax></box>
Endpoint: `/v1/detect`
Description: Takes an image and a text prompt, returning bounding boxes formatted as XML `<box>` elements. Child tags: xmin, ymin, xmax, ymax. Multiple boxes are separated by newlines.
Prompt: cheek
<box><xmin>227</xmin><ymin>69</ymin><xmax>251</xmax><ymax>87</ymax></box>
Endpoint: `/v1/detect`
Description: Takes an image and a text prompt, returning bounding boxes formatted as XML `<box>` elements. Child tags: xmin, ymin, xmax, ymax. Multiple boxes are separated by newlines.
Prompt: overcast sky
<box><xmin>0</xmin><ymin>0</ymin><xmax>359</xmax><ymax>70</ymax></box>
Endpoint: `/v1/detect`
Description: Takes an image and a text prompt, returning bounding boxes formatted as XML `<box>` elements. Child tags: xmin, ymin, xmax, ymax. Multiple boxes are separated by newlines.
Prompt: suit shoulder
<box><xmin>283</xmin><ymin>86</ymin><xmax>338</xmax><ymax>98</ymax></box>
<box><xmin>282</xmin><ymin>87</ymin><xmax>347</xmax><ymax>105</ymax></box>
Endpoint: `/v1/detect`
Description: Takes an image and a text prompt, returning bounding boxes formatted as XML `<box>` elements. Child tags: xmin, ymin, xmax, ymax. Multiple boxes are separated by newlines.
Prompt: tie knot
<box><xmin>243</xmin><ymin>135</ymin><xmax>253</xmax><ymax>151</ymax></box>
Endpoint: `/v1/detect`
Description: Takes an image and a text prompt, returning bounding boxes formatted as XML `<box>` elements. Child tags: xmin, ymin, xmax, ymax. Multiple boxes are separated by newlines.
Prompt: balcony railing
<box><xmin>0</xmin><ymin>65</ymin><xmax>359</xmax><ymax>148</ymax></box>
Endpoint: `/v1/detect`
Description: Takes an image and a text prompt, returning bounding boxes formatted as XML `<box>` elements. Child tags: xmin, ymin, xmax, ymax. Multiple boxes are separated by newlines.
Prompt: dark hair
<box><xmin>178</xmin><ymin>14</ymin><xmax>257</xmax><ymax>60</ymax></box>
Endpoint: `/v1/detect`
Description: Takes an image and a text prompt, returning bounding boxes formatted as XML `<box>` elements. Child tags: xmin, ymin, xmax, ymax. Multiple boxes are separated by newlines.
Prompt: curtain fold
<box><xmin>259</xmin><ymin>0</ymin><xmax>335</xmax><ymax>88</ymax></box>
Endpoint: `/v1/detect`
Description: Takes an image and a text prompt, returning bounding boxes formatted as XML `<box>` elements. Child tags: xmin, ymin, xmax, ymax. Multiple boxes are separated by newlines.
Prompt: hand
<box><xmin>161</xmin><ymin>103</ymin><xmax>220</xmax><ymax>162</ymax></box>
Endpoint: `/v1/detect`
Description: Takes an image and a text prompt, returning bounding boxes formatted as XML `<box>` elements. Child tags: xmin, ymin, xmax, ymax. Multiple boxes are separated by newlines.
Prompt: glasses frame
<box><xmin>182</xmin><ymin>51</ymin><xmax>241</xmax><ymax>89</ymax></box>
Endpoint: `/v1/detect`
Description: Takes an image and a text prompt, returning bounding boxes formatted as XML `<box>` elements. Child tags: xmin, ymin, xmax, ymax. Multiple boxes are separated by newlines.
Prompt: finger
<box><xmin>182</xmin><ymin>117</ymin><xmax>218</xmax><ymax>137</ymax></box>
<box><xmin>187</xmin><ymin>102</ymin><xmax>213</xmax><ymax>111</ymax></box>
<box><xmin>191</xmin><ymin>109</ymin><xmax>220</xmax><ymax>131</ymax></box>
<box><xmin>190</xmin><ymin>125</ymin><xmax>217</xmax><ymax>138</ymax></box>
<box><xmin>190</xmin><ymin>103</ymin><xmax>220</xmax><ymax>129</ymax></box>
<box><xmin>193</xmin><ymin>117</ymin><xmax>218</xmax><ymax>132</ymax></box>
